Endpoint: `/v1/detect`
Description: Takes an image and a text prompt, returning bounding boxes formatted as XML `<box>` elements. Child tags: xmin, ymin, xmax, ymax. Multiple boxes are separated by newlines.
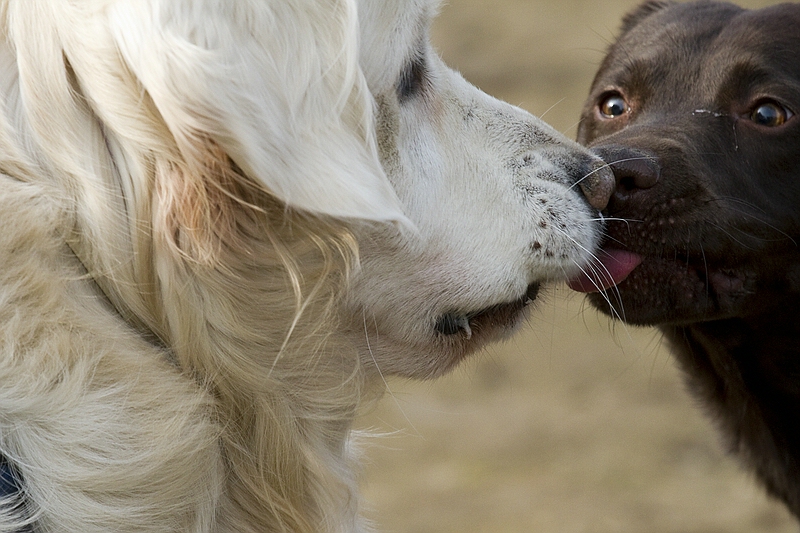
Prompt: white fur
<box><xmin>0</xmin><ymin>0</ymin><xmax>605</xmax><ymax>531</ymax></box>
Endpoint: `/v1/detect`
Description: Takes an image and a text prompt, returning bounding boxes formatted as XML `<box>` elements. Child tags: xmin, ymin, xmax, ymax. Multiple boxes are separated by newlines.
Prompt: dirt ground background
<box><xmin>356</xmin><ymin>1</ymin><xmax>799</xmax><ymax>532</ymax></box>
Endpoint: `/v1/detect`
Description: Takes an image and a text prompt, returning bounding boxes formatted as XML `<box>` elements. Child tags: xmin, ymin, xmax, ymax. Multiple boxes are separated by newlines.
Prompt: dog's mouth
<box><xmin>434</xmin><ymin>282</ymin><xmax>540</xmax><ymax>338</ymax></box>
<box><xmin>568</xmin><ymin>245</ymin><xmax>753</xmax><ymax>325</ymax></box>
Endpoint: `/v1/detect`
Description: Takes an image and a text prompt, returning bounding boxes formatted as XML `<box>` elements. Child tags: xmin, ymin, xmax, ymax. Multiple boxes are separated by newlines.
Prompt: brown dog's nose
<box><xmin>578</xmin><ymin>159</ymin><xmax>616</xmax><ymax>211</ymax></box>
<box><xmin>591</xmin><ymin>146</ymin><xmax>660</xmax><ymax>210</ymax></box>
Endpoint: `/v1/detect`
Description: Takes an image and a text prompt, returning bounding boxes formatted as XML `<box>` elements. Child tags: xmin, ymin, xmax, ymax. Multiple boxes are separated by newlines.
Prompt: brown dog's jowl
<box><xmin>571</xmin><ymin>0</ymin><xmax>800</xmax><ymax>521</ymax></box>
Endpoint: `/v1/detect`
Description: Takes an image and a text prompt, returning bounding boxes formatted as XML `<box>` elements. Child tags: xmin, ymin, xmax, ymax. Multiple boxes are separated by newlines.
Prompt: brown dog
<box><xmin>569</xmin><ymin>0</ymin><xmax>800</xmax><ymax>520</ymax></box>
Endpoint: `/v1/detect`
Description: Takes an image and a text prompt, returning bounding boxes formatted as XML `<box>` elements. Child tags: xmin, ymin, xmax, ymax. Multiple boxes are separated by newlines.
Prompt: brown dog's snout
<box><xmin>591</xmin><ymin>146</ymin><xmax>660</xmax><ymax>211</ymax></box>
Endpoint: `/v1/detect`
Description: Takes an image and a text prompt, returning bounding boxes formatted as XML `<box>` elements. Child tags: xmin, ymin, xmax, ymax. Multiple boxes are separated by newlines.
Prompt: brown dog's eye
<box><xmin>598</xmin><ymin>93</ymin><xmax>628</xmax><ymax>118</ymax></box>
<box><xmin>750</xmin><ymin>101</ymin><xmax>793</xmax><ymax>127</ymax></box>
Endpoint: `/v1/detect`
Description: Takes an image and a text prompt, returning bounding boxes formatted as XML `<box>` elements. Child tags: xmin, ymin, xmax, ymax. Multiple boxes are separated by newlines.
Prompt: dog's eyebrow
<box><xmin>720</xmin><ymin>62</ymin><xmax>769</xmax><ymax>91</ymax></box>
<box><xmin>717</xmin><ymin>61</ymin><xmax>798</xmax><ymax>102</ymax></box>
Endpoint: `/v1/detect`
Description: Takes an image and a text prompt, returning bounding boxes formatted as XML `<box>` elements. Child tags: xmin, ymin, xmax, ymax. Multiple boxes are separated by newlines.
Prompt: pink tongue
<box><xmin>567</xmin><ymin>248</ymin><xmax>642</xmax><ymax>293</ymax></box>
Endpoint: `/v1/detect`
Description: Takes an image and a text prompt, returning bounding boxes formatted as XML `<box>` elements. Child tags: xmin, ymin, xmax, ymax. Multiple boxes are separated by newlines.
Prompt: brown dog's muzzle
<box><xmin>589</xmin><ymin>146</ymin><xmax>660</xmax><ymax>213</ymax></box>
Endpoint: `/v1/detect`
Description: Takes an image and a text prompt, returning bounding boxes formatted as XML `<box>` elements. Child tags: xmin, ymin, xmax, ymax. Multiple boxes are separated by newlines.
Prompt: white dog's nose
<box><xmin>578</xmin><ymin>160</ymin><xmax>616</xmax><ymax>211</ymax></box>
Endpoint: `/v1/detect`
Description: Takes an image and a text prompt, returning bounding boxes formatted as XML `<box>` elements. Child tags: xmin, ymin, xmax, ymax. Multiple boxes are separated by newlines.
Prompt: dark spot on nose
<box><xmin>578</xmin><ymin>158</ymin><xmax>616</xmax><ymax>211</ymax></box>
<box><xmin>612</xmin><ymin>157</ymin><xmax>660</xmax><ymax>190</ymax></box>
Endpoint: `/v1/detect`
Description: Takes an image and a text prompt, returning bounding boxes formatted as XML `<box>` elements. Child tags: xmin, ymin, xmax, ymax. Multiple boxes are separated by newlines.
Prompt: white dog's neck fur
<box><xmin>0</xmin><ymin>0</ymin><xmax>606</xmax><ymax>531</ymax></box>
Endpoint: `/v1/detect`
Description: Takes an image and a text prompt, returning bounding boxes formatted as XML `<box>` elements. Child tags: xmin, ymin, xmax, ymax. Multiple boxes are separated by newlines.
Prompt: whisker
<box><xmin>567</xmin><ymin>258</ymin><xmax>628</xmax><ymax>323</ymax></box>
<box><xmin>708</xmin><ymin>199</ymin><xmax>797</xmax><ymax>245</ymax></box>
<box><xmin>705</xmin><ymin>221</ymin><xmax>758</xmax><ymax>251</ymax></box>
<box><xmin>538</xmin><ymin>98</ymin><xmax>566</xmax><ymax>121</ymax></box>
<box><xmin>362</xmin><ymin>310</ymin><xmax>419</xmax><ymax>436</ymax></box>
<box><xmin>568</xmin><ymin>156</ymin><xmax>656</xmax><ymax>192</ymax></box>
<box><xmin>550</xmin><ymin>226</ymin><xmax>629</xmax><ymax>322</ymax></box>
<box><xmin>699</xmin><ymin>242</ymin><xmax>710</xmax><ymax>299</ymax></box>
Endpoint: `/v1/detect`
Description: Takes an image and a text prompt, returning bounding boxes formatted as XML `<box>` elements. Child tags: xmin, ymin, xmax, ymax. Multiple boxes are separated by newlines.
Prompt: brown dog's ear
<box><xmin>620</xmin><ymin>1</ymin><xmax>675</xmax><ymax>35</ymax></box>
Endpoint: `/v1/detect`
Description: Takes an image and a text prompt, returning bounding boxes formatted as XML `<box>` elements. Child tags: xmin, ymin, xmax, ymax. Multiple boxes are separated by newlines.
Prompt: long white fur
<box><xmin>0</xmin><ymin>0</ymin><xmax>605</xmax><ymax>531</ymax></box>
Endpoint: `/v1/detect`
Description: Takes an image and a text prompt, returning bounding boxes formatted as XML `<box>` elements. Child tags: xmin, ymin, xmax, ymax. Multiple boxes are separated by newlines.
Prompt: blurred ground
<box><xmin>357</xmin><ymin>1</ymin><xmax>799</xmax><ymax>532</ymax></box>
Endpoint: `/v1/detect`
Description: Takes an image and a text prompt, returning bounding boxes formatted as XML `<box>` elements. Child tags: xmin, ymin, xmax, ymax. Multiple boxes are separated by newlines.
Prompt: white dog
<box><xmin>0</xmin><ymin>0</ymin><xmax>612</xmax><ymax>531</ymax></box>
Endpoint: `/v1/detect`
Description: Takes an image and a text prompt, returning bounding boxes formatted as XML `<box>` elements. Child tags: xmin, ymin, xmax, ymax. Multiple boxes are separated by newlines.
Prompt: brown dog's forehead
<box><xmin>591</xmin><ymin>1</ymin><xmax>800</xmax><ymax>102</ymax></box>
<box><xmin>619</xmin><ymin>1</ymin><xmax>800</xmax><ymax>38</ymax></box>
<box><xmin>617</xmin><ymin>2</ymin><xmax>800</xmax><ymax>60</ymax></box>
<box><xmin>720</xmin><ymin>3</ymin><xmax>800</xmax><ymax>64</ymax></box>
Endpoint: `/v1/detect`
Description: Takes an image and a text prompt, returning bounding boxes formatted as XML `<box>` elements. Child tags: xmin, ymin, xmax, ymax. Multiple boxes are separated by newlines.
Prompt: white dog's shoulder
<box><xmin>0</xmin><ymin>177</ymin><xmax>223</xmax><ymax>532</ymax></box>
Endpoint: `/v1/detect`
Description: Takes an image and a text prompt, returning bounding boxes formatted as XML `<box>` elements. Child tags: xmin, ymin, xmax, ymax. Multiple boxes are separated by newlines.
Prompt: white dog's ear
<box><xmin>107</xmin><ymin>0</ymin><xmax>407</xmax><ymax>224</ymax></box>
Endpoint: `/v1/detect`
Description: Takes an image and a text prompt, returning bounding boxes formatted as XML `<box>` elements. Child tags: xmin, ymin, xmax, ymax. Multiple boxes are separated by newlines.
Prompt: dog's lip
<box><xmin>590</xmin><ymin>249</ymin><xmax>748</xmax><ymax>299</ymax></box>
<box><xmin>568</xmin><ymin>242</ymin><xmax>749</xmax><ymax>307</ymax></box>
<box><xmin>434</xmin><ymin>282</ymin><xmax>540</xmax><ymax>338</ymax></box>
<box><xmin>706</xmin><ymin>268</ymin><xmax>746</xmax><ymax>294</ymax></box>
<box><xmin>583</xmin><ymin>252</ymin><xmax>754</xmax><ymax>327</ymax></box>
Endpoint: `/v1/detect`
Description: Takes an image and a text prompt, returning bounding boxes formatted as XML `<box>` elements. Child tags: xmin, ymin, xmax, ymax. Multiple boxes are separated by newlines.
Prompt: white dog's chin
<box><xmin>353</xmin><ymin>280</ymin><xmax>542</xmax><ymax>380</ymax></box>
